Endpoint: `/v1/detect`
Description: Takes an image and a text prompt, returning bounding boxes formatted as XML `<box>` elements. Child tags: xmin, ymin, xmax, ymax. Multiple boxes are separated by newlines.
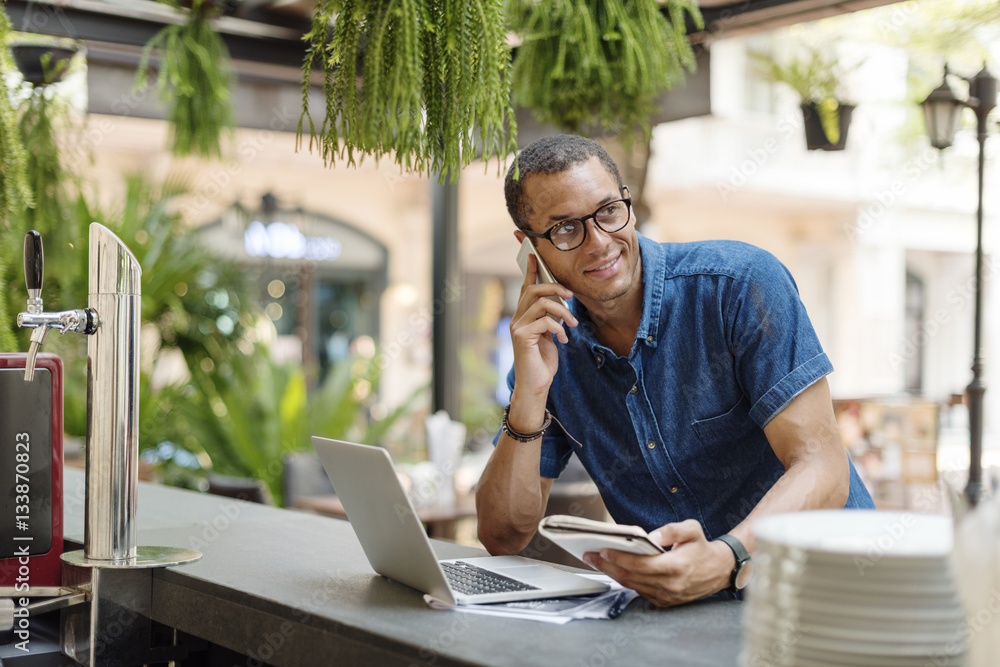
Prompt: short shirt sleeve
<box><xmin>726</xmin><ymin>248</ymin><xmax>833</xmax><ymax>427</ymax></box>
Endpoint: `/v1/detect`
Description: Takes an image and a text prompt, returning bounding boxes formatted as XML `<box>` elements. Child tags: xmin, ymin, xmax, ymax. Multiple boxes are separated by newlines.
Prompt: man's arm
<box><xmin>475</xmin><ymin>435</ymin><xmax>555</xmax><ymax>554</ymax></box>
<box><xmin>476</xmin><ymin>250</ymin><xmax>577</xmax><ymax>555</ymax></box>
<box><xmin>583</xmin><ymin>377</ymin><xmax>850</xmax><ymax>606</ymax></box>
<box><xmin>726</xmin><ymin>376</ymin><xmax>849</xmax><ymax>552</ymax></box>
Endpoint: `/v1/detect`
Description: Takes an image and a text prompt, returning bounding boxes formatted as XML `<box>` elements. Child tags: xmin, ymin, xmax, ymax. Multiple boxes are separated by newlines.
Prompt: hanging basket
<box><xmin>10</xmin><ymin>42</ymin><xmax>78</xmax><ymax>86</ymax></box>
<box><xmin>801</xmin><ymin>102</ymin><xmax>855</xmax><ymax>151</ymax></box>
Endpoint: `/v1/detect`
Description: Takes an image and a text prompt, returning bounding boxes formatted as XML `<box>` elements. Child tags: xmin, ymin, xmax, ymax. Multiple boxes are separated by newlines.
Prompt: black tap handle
<box><xmin>24</xmin><ymin>230</ymin><xmax>43</xmax><ymax>294</ymax></box>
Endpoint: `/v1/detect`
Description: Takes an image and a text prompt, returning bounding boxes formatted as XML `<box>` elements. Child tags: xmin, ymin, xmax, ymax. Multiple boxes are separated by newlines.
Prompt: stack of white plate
<box><xmin>742</xmin><ymin>510</ymin><xmax>967</xmax><ymax>667</ymax></box>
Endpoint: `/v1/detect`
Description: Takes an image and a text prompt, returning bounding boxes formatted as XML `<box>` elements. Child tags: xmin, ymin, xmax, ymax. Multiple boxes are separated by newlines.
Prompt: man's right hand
<box><xmin>510</xmin><ymin>253</ymin><xmax>577</xmax><ymax>400</ymax></box>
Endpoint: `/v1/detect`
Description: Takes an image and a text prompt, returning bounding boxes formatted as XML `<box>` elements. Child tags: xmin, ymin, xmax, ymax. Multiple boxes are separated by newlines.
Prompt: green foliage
<box><xmin>457</xmin><ymin>345</ymin><xmax>501</xmax><ymax>442</ymax></box>
<box><xmin>0</xmin><ymin>11</ymin><xmax>27</xmax><ymax>352</ymax></box>
<box><xmin>750</xmin><ymin>46</ymin><xmax>858</xmax><ymax>145</ymax></box>
<box><xmin>0</xmin><ymin>256</ymin><xmax>14</xmax><ymax>352</ymax></box>
<box><xmin>750</xmin><ymin>46</ymin><xmax>850</xmax><ymax>104</ymax></box>
<box><xmin>19</xmin><ymin>85</ymin><xmax>70</xmax><ymax>235</ymax></box>
<box><xmin>0</xmin><ymin>38</ymin><xmax>416</xmax><ymax>502</ymax></box>
<box><xmin>506</xmin><ymin>0</ymin><xmax>702</xmax><ymax>138</ymax></box>
<box><xmin>0</xmin><ymin>11</ymin><xmax>31</xmax><ymax>233</ymax></box>
<box><xmin>866</xmin><ymin>0</ymin><xmax>999</xmax><ymax>71</ymax></box>
<box><xmin>145</xmin><ymin>350</ymin><xmax>426</xmax><ymax>505</ymax></box>
<box><xmin>299</xmin><ymin>0</ymin><xmax>518</xmax><ymax>181</ymax></box>
<box><xmin>136</xmin><ymin>0</ymin><xmax>235</xmax><ymax>158</ymax></box>
<box><xmin>0</xmin><ymin>173</ymin><xmax>262</xmax><ymax>435</ymax></box>
<box><xmin>54</xmin><ymin>174</ymin><xmax>424</xmax><ymax>504</ymax></box>
<box><xmin>0</xmin><ymin>35</ymin><xmax>83</xmax><ymax>353</ymax></box>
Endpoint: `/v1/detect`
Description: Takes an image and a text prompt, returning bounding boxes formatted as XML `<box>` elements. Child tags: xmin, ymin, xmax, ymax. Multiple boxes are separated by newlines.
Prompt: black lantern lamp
<box><xmin>920</xmin><ymin>63</ymin><xmax>997</xmax><ymax>507</ymax></box>
<box><xmin>920</xmin><ymin>65</ymin><xmax>965</xmax><ymax>149</ymax></box>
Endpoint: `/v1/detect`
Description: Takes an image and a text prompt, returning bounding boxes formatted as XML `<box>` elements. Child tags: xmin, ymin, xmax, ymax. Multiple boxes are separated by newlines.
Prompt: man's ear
<box><xmin>622</xmin><ymin>185</ymin><xmax>630</xmax><ymax>199</ymax></box>
<box><xmin>514</xmin><ymin>230</ymin><xmax>526</xmax><ymax>244</ymax></box>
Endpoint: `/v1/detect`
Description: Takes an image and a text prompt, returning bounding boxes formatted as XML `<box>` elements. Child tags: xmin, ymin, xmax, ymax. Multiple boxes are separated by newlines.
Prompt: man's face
<box><xmin>517</xmin><ymin>156</ymin><xmax>641</xmax><ymax>308</ymax></box>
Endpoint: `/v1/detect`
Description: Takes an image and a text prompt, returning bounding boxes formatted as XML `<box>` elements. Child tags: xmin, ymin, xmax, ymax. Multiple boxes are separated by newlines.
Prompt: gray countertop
<box><xmin>62</xmin><ymin>468</ymin><xmax>745</xmax><ymax>666</ymax></box>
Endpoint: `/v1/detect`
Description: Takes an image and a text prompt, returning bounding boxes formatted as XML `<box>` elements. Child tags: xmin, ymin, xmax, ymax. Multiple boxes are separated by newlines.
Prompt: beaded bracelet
<box><xmin>501</xmin><ymin>404</ymin><xmax>552</xmax><ymax>443</ymax></box>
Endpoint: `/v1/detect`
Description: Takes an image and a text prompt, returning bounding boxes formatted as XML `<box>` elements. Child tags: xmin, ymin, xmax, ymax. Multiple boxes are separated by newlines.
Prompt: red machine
<box><xmin>0</xmin><ymin>352</ymin><xmax>64</xmax><ymax>588</ymax></box>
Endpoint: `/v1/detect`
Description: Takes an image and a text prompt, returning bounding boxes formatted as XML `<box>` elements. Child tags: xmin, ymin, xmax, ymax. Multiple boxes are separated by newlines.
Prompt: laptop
<box><xmin>311</xmin><ymin>436</ymin><xmax>610</xmax><ymax>606</ymax></box>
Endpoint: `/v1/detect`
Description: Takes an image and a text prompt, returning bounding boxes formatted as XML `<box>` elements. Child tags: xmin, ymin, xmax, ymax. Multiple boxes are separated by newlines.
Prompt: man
<box><xmin>475</xmin><ymin>134</ymin><xmax>875</xmax><ymax>607</ymax></box>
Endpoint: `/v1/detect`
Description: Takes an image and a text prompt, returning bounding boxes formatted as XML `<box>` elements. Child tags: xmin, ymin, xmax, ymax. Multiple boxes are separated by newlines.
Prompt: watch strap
<box><xmin>716</xmin><ymin>533</ymin><xmax>751</xmax><ymax>593</ymax></box>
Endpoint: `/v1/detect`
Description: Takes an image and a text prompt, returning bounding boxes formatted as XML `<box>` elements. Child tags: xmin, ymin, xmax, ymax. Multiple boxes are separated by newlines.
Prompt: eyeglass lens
<box><xmin>551</xmin><ymin>200</ymin><xmax>630</xmax><ymax>251</ymax></box>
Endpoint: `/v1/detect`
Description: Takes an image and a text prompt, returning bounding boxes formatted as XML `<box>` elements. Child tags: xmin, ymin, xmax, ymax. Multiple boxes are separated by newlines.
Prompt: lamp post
<box><xmin>920</xmin><ymin>64</ymin><xmax>997</xmax><ymax>507</ymax></box>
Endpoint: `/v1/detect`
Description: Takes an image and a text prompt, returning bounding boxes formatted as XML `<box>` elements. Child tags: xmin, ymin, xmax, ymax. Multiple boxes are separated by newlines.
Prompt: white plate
<box><xmin>752</xmin><ymin>510</ymin><xmax>952</xmax><ymax>558</ymax></box>
<box><xmin>756</xmin><ymin>543</ymin><xmax>953</xmax><ymax>576</ymax></box>
<box><xmin>756</xmin><ymin>552</ymin><xmax>954</xmax><ymax>592</ymax></box>
<box><xmin>747</xmin><ymin>597</ymin><xmax>966</xmax><ymax>644</ymax></box>
<box><xmin>746</xmin><ymin>602</ymin><xmax>965</xmax><ymax>638</ymax></box>
<box><xmin>743</xmin><ymin>617</ymin><xmax>966</xmax><ymax>658</ymax></box>
<box><xmin>748</xmin><ymin>584</ymin><xmax>965</xmax><ymax>621</ymax></box>
<box><xmin>742</xmin><ymin>637</ymin><xmax>967</xmax><ymax>667</ymax></box>
<box><xmin>750</xmin><ymin>567</ymin><xmax>960</xmax><ymax>599</ymax></box>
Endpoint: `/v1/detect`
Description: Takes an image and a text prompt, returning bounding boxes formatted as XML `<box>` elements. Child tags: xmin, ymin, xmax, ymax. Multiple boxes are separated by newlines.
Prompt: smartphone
<box><xmin>516</xmin><ymin>237</ymin><xmax>569</xmax><ymax>312</ymax></box>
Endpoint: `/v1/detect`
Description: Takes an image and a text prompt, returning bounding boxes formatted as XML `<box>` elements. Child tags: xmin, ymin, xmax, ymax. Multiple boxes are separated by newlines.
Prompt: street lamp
<box><xmin>920</xmin><ymin>63</ymin><xmax>997</xmax><ymax>507</ymax></box>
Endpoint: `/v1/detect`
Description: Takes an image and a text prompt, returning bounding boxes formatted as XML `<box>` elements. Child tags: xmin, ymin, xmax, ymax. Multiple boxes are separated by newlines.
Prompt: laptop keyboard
<box><xmin>441</xmin><ymin>561</ymin><xmax>540</xmax><ymax>596</ymax></box>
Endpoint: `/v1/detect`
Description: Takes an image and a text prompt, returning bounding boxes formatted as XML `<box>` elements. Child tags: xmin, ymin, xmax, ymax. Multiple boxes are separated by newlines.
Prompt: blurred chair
<box><xmin>206</xmin><ymin>473</ymin><xmax>272</xmax><ymax>505</ymax></box>
<box><xmin>283</xmin><ymin>450</ymin><xmax>335</xmax><ymax>508</ymax></box>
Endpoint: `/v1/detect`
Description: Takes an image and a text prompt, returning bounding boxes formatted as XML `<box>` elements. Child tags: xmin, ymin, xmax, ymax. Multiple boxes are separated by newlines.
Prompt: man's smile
<box><xmin>584</xmin><ymin>252</ymin><xmax>622</xmax><ymax>278</ymax></box>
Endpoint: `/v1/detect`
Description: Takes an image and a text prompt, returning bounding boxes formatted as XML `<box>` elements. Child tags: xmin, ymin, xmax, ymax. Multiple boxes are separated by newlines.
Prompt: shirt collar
<box><xmin>570</xmin><ymin>232</ymin><xmax>664</xmax><ymax>359</ymax></box>
<box><xmin>635</xmin><ymin>233</ymin><xmax>664</xmax><ymax>347</ymax></box>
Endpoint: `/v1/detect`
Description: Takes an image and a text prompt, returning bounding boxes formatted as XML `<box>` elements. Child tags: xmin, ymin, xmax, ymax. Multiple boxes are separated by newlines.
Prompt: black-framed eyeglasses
<box><xmin>522</xmin><ymin>197</ymin><xmax>632</xmax><ymax>251</ymax></box>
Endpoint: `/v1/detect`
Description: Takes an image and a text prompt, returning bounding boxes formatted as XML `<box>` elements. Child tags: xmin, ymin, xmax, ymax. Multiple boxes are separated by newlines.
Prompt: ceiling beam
<box><xmin>687</xmin><ymin>0</ymin><xmax>906</xmax><ymax>42</ymax></box>
<box><xmin>4</xmin><ymin>0</ymin><xmax>307</xmax><ymax>69</ymax></box>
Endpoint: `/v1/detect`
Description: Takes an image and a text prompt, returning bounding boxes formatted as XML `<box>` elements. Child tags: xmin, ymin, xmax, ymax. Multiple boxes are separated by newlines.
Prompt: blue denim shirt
<box><xmin>501</xmin><ymin>235</ymin><xmax>875</xmax><ymax>540</ymax></box>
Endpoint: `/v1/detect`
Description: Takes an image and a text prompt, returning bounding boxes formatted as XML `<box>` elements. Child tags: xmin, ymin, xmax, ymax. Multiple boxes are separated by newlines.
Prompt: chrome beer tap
<box><xmin>17</xmin><ymin>230</ymin><xmax>98</xmax><ymax>381</ymax></box>
<box><xmin>5</xmin><ymin>223</ymin><xmax>200</xmax><ymax>666</ymax></box>
<box><xmin>17</xmin><ymin>223</ymin><xmax>143</xmax><ymax>561</ymax></box>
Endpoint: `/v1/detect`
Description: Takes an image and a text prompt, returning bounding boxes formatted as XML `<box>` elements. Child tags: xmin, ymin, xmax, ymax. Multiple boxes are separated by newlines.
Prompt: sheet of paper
<box><xmin>423</xmin><ymin>575</ymin><xmax>639</xmax><ymax>624</ymax></box>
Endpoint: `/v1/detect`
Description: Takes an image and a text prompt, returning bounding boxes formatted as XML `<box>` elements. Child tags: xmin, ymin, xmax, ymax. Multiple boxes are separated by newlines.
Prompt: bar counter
<box><xmin>60</xmin><ymin>468</ymin><xmax>744</xmax><ymax>666</ymax></box>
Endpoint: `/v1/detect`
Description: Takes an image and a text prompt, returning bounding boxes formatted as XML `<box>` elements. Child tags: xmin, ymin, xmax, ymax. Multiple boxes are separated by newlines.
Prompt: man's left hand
<box><xmin>582</xmin><ymin>519</ymin><xmax>734</xmax><ymax>607</ymax></box>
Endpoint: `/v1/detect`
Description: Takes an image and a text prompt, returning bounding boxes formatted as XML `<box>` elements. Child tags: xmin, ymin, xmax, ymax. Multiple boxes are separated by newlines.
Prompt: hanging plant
<box><xmin>10</xmin><ymin>41</ymin><xmax>77</xmax><ymax>86</ymax></box>
<box><xmin>751</xmin><ymin>46</ymin><xmax>860</xmax><ymax>150</ymax></box>
<box><xmin>0</xmin><ymin>11</ymin><xmax>31</xmax><ymax>228</ymax></box>
<box><xmin>0</xmin><ymin>10</ymin><xmax>31</xmax><ymax>352</ymax></box>
<box><xmin>15</xmin><ymin>42</ymin><xmax>80</xmax><ymax>234</ymax></box>
<box><xmin>1</xmin><ymin>34</ymin><xmax>85</xmax><ymax>338</ymax></box>
<box><xmin>18</xmin><ymin>82</ymin><xmax>65</xmax><ymax>228</ymax></box>
<box><xmin>136</xmin><ymin>0</ymin><xmax>235</xmax><ymax>159</ymax></box>
<box><xmin>506</xmin><ymin>0</ymin><xmax>703</xmax><ymax>138</ymax></box>
<box><xmin>298</xmin><ymin>0</ymin><xmax>518</xmax><ymax>181</ymax></box>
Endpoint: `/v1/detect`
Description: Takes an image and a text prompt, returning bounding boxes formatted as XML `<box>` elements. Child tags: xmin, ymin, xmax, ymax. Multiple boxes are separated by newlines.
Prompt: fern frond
<box><xmin>507</xmin><ymin>0</ymin><xmax>702</xmax><ymax>140</ymax></box>
<box><xmin>298</xmin><ymin>0</ymin><xmax>516</xmax><ymax>182</ymax></box>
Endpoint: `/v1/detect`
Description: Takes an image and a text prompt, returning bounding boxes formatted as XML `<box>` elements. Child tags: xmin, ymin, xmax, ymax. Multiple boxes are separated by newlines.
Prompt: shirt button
<box><xmin>595</xmin><ymin>355</ymin><xmax>603</xmax><ymax>364</ymax></box>
<box><xmin>646</xmin><ymin>335</ymin><xmax>654</xmax><ymax>343</ymax></box>
<box><xmin>670</xmin><ymin>485</ymin><xmax>679</xmax><ymax>493</ymax></box>
<box><xmin>646</xmin><ymin>440</ymin><xmax>656</xmax><ymax>449</ymax></box>
<box><xmin>630</xmin><ymin>385</ymin><xmax>638</xmax><ymax>394</ymax></box>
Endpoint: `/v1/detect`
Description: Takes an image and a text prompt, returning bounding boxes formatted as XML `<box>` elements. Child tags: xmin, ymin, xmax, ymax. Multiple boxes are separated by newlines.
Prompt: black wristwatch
<box><xmin>716</xmin><ymin>534</ymin><xmax>754</xmax><ymax>593</ymax></box>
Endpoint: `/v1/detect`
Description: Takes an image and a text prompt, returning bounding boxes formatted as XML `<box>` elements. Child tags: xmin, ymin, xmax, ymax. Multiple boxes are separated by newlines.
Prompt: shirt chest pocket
<box><xmin>690</xmin><ymin>396</ymin><xmax>763</xmax><ymax>479</ymax></box>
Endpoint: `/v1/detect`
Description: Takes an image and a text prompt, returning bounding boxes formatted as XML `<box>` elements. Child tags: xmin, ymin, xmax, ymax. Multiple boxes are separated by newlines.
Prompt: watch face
<box><xmin>735</xmin><ymin>560</ymin><xmax>755</xmax><ymax>590</ymax></box>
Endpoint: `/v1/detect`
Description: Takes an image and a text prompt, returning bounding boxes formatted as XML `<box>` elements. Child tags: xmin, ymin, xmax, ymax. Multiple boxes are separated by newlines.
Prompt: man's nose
<box><xmin>579</xmin><ymin>218</ymin><xmax>615</xmax><ymax>253</ymax></box>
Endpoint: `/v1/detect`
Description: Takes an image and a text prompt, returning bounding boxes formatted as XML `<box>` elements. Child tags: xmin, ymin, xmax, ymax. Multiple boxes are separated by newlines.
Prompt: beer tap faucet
<box><xmin>5</xmin><ymin>224</ymin><xmax>200</xmax><ymax>666</ymax></box>
<box><xmin>16</xmin><ymin>230</ymin><xmax>98</xmax><ymax>381</ymax></box>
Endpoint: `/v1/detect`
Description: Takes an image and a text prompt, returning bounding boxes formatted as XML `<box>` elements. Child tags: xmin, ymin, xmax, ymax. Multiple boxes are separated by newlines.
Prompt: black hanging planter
<box><xmin>10</xmin><ymin>42</ymin><xmax>78</xmax><ymax>86</ymax></box>
<box><xmin>801</xmin><ymin>102</ymin><xmax>855</xmax><ymax>151</ymax></box>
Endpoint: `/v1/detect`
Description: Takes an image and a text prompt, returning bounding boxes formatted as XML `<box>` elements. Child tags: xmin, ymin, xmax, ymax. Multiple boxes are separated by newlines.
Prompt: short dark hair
<box><xmin>504</xmin><ymin>135</ymin><xmax>623</xmax><ymax>232</ymax></box>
